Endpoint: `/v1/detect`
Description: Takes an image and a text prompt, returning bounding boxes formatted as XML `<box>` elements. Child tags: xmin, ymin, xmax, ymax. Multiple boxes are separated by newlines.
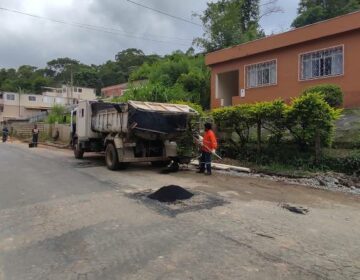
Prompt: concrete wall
<box><xmin>8</xmin><ymin>122</ymin><xmax>71</xmax><ymax>143</ymax></box>
<box><xmin>51</xmin><ymin>124</ymin><xmax>71</xmax><ymax>143</ymax></box>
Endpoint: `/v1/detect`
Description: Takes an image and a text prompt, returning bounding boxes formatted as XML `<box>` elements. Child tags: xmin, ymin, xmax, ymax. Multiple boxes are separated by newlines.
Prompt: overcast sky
<box><xmin>0</xmin><ymin>0</ymin><xmax>300</xmax><ymax>69</ymax></box>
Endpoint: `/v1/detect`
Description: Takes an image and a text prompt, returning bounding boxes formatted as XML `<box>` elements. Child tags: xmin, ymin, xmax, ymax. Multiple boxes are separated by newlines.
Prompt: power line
<box><xmin>0</xmin><ymin>6</ymin><xmax>192</xmax><ymax>46</ymax></box>
<box><xmin>125</xmin><ymin>0</ymin><xmax>202</xmax><ymax>27</ymax></box>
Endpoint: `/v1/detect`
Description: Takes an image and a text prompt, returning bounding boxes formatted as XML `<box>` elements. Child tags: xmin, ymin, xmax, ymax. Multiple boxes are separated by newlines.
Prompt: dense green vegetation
<box><xmin>292</xmin><ymin>0</ymin><xmax>360</xmax><ymax>28</ymax></box>
<box><xmin>211</xmin><ymin>93</ymin><xmax>360</xmax><ymax>175</ymax></box>
<box><xmin>213</xmin><ymin>95</ymin><xmax>341</xmax><ymax>151</ymax></box>
<box><xmin>46</xmin><ymin>105</ymin><xmax>70</xmax><ymax>124</ymax></box>
<box><xmin>194</xmin><ymin>0</ymin><xmax>265</xmax><ymax>52</ymax></box>
<box><xmin>113</xmin><ymin>52</ymin><xmax>210</xmax><ymax>109</ymax></box>
<box><xmin>0</xmin><ymin>49</ymin><xmax>160</xmax><ymax>95</ymax></box>
<box><xmin>302</xmin><ymin>84</ymin><xmax>344</xmax><ymax>108</ymax></box>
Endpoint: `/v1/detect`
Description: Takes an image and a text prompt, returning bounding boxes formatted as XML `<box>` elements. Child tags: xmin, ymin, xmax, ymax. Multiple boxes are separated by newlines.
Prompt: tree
<box><xmin>292</xmin><ymin>0</ymin><xmax>360</xmax><ymax>28</ymax></box>
<box><xmin>0</xmin><ymin>66</ymin><xmax>53</xmax><ymax>93</ymax></box>
<box><xmin>120</xmin><ymin>51</ymin><xmax>211</xmax><ymax>109</ymax></box>
<box><xmin>114</xmin><ymin>48</ymin><xmax>160</xmax><ymax>81</ymax></box>
<box><xmin>194</xmin><ymin>0</ymin><xmax>281</xmax><ymax>52</ymax></box>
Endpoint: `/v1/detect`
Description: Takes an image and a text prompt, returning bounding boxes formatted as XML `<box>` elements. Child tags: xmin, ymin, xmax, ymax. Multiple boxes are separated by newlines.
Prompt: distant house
<box><xmin>0</xmin><ymin>85</ymin><xmax>96</xmax><ymax>123</ymax></box>
<box><xmin>101</xmin><ymin>80</ymin><xmax>148</xmax><ymax>98</ymax></box>
<box><xmin>205</xmin><ymin>11</ymin><xmax>360</xmax><ymax>109</ymax></box>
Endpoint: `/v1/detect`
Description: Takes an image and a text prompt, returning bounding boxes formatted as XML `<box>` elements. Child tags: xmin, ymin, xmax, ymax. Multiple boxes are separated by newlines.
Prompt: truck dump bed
<box><xmin>91</xmin><ymin>101</ymin><xmax>196</xmax><ymax>140</ymax></box>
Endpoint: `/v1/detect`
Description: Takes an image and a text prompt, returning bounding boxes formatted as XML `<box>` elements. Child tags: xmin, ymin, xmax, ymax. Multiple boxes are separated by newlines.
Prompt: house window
<box><xmin>300</xmin><ymin>46</ymin><xmax>343</xmax><ymax>81</ymax></box>
<box><xmin>246</xmin><ymin>60</ymin><xmax>277</xmax><ymax>88</ymax></box>
<box><xmin>0</xmin><ymin>93</ymin><xmax>3</xmax><ymax>99</ymax></box>
<box><xmin>6</xmin><ymin>94</ymin><xmax>15</xmax><ymax>101</ymax></box>
<box><xmin>78</xmin><ymin>88</ymin><xmax>82</xmax><ymax>93</ymax></box>
<box><xmin>28</xmin><ymin>96</ymin><xmax>36</xmax><ymax>102</ymax></box>
<box><xmin>0</xmin><ymin>105</ymin><xmax>3</xmax><ymax>112</ymax></box>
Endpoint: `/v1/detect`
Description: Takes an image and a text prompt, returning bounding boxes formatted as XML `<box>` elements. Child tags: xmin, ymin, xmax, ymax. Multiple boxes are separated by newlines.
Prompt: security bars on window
<box><xmin>246</xmin><ymin>60</ymin><xmax>277</xmax><ymax>88</ymax></box>
<box><xmin>300</xmin><ymin>46</ymin><xmax>343</xmax><ymax>81</ymax></box>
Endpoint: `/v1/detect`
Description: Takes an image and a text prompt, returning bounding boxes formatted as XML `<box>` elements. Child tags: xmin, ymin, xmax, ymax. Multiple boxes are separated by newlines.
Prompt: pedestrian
<box><xmin>2</xmin><ymin>126</ymin><xmax>9</xmax><ymax>143</ymax></box>
<box><xmin>32</xmin><ymin>124</ymin><xmax>39</xmax><ymax>147</ymax></box>
<box><xmin>197</xmin><ymin>122</ymin><xmax>218</xmax><ymax>175</ymax></box>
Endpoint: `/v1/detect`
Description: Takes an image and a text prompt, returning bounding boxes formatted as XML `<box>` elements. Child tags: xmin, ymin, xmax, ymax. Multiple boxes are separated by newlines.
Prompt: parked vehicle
<box><xmin>71</xmin><ymin>100</ymin><xmax>197</xmax><ymax>170</ymax></box>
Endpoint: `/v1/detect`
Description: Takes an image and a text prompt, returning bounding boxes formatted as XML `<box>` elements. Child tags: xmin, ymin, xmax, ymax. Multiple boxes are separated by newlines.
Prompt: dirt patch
<box><xmin>148</xmin><ymin>185</ymin><xmax>194</xmax><ymax>203</ymax></box>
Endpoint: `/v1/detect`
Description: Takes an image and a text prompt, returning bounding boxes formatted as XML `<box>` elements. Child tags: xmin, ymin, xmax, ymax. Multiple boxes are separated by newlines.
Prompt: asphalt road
<box><xmin>0</xmin><ymin>142</ymin><xmax>360</xmax><ymax>280</ymax></box>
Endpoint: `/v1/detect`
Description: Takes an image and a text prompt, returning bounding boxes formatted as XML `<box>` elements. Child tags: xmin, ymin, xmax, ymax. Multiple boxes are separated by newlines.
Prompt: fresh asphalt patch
<box><xmin>128</xmin><ymin>186</ymin><xmax>228</xmax><ymax>217</ymax></box>
<box><xmin>148</xmin><ymin>185</ymin><xmax>194</xmax><ymax>203</ymax></box>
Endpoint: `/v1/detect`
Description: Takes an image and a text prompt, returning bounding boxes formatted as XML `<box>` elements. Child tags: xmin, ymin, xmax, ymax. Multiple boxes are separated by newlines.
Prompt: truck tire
<box><xmin>74</xmin><ymin>140</ymin><xmax>84</xmax><ymax>159</ymax></box>
<box><xmin>105</xmin><ymin>143</ymin><xmax>121</xmax><ymax>170</ymax></box>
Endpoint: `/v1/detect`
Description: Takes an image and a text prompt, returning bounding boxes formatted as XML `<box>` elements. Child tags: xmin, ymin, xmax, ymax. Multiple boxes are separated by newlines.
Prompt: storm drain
<box><xmin>148</xmin><ymin>185</ymin><xmax>194</xmax><ymax>203</ymax></box>
<box><xmin>129</xmin><ymin>186</ymin><xmax>227</xmax><ymax>217</ymax></box>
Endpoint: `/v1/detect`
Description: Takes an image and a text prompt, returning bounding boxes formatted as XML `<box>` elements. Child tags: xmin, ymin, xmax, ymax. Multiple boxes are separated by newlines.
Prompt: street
<box><xmin>0</xmin><ymin>142</ymin><xmax>359</xmax><ymax>280</ymax></box>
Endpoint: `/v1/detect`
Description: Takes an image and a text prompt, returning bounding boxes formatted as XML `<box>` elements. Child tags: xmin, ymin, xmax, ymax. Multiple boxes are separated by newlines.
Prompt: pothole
<box><xmin>280</xmin><ymin>203</ymin><xmax>309</xmax><ymax>215</ymax></box>
<box><xmin>129</xmin><ymin>186</ymin><xmax>228</xmax><ymax>217</ymax></box>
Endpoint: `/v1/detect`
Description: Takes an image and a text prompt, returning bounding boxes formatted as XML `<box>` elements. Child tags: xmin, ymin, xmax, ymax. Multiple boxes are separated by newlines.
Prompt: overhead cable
<box><xmin>0</xmin><ymin>6</ymin><xmax>192</xmax><ymax>46</ymax></box>
<box><xmin>125</xmin><ymin>0</ymin><xmax>202</xmax><ymax>27</ymax></box>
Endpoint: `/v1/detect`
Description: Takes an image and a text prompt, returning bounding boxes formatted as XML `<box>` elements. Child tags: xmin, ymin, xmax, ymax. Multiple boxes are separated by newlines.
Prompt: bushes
<box><xmin>286</xmin><ymin>93</ymin><xmax>342</xmax><ymax>149</ymax></box>
<box><xmin>212</xmin><ymin>94</ymin><xmax>343</xmax><ymax>171</ymax></box>
<box><xmin>302</xmin><ymin>84</ymin><xmax>344</xmax><ymax>108</ymax></box>
<box><xmin>46</xmin><ymin>105</ymin><xmax>70</xmax><ymax>124</ymax></box>
<box><xmin>213</xmin><ymin>100</ymin><xmax>288</xmax><ymax>150</ymax></box>
<box><xmin>322</xmin><ymin>152</ymin><xmax>360</xmax><ymax>175</ymax></box>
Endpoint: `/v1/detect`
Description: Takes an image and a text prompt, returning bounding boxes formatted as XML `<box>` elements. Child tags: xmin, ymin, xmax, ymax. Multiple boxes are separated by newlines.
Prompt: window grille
<box><xmin>246</xmin><ymin>60</ymin><xmax>277</xmax><ymax>88</ymax></box>
<box><xmin>300</xmin><ymin>46</ymin><xmax>343</xmax><ymax>80</ymax></box>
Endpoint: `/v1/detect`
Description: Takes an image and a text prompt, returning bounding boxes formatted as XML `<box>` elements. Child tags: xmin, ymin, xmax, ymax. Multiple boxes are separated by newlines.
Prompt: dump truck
<box><xmin>71</xmin><ymin>100</ymin><xmax>197</xmax><ymax>170</ymax></box>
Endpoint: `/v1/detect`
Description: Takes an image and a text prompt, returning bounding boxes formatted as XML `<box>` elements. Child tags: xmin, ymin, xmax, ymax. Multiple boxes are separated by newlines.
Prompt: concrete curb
<box><xmin>191</xmin><ymin>160</ymin><xmax>251</xmax><ymax>173</ymax></box>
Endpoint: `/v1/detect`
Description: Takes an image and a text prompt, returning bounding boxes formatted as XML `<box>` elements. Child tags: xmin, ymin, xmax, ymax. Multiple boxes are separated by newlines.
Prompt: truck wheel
<box><xmin>74</xmin><ymin>140</ymin><xmax>84</xmax><ymax>159</ymax></box>
<box><xmin>105</xmin><ymin>143</ymin><xmax>120</xmax><ymax>170</ymax></box>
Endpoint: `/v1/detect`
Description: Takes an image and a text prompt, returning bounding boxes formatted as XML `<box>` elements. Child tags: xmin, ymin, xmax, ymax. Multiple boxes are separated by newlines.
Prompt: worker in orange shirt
<box><xmin>197</xmin><ymin>122</ymin><xmax>218</xmax><ymax>175</ymax></box>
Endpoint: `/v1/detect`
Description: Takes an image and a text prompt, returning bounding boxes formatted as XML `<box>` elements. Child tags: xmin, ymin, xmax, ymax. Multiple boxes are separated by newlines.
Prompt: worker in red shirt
<box><xmin>198</xmin><ymin>122</ymin><xmax>218</xmax><ymax>175</ymax></box>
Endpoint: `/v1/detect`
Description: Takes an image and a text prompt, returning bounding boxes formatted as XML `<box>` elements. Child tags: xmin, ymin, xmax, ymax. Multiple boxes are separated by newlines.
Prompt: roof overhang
<box><xmin>24</xmin><ymin>106</ymin><xmax>52</xmax><ymax>110</ymax></box>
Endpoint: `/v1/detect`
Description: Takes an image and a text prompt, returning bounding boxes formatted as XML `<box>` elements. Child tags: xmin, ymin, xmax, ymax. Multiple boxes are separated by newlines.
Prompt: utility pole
<box><xmin>65</xmin><ymin>64</ymin><xmax>74</xmax><ymax>105</ymax></box>
<box><xmin>70</xmin><ymin>65</ymin><xmax>73</xmax><ymax>105</ymax></box>
<box><xmin>18</xmin><ymin>87</ymin><xmax>22</xmax><ymax>118</ymax></box>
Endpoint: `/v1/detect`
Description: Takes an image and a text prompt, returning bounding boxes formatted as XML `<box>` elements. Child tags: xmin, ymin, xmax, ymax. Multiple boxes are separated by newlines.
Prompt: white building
<box><xmin>0</xmin><ymin>86</ymin><xmax>96</xmax><ymax>123</ymax></box>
